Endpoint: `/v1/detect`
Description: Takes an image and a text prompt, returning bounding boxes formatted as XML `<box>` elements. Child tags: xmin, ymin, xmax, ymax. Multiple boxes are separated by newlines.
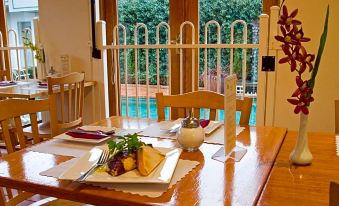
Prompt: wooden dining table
<box><xmin>0</xmin><ymin>117</ymin><xmax>287</xmax><ymax>206</ymax></box>
<box><xmin>258</xmin><ymin>131</ymin><xmax>339</xmax><ymax>205</ymax></box>
<box><xmin>0</xmin><ymin>80</ymin><xmax>95</xmax><ymax>99</ymax></box>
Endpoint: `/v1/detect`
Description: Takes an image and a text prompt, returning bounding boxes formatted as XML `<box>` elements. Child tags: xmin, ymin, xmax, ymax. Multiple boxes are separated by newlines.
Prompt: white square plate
<box><xmin>53</xmin><ymin>126</ymin><xmax>122</xmax><ymax>144</ymax></box>
<box><xmin>59</xmin><ymin>147</ymin><xmax>182</xmax><ymax>184</ymax></box>
<box><xmin>158</xmin><ymin>118</ymin><xmax>183</xmax><ymax>131</ymax></box>
<box><xmin>204</xmin><ymin>121</ymin><xmax>223</xmax><ymax>135</ymax></box>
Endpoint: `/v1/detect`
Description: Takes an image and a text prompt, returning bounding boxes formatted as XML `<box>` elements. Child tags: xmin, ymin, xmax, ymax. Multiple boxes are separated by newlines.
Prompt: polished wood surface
<box><xmin>335</xmin><ymin>100</ymin><xmax>339</xmax><ymax>134</ymax></box>
<box><xmin>0</xmin><ymin>80</ymin><xmax>95</xmax><ymax>99</ymax></box>
<box><xmin>0</xmin><ymin>117</ymin><xmax>286</xmax><ymax>205</ymax></box>
<box><xmin>156</xmin><ymin>91</ymin><xmax>253</xmax><ymax>125</ymax></box>
<box><xmin>258</xmin><ymin>131</ymin><xmax>339</xmax><ymax>205</ymax></box>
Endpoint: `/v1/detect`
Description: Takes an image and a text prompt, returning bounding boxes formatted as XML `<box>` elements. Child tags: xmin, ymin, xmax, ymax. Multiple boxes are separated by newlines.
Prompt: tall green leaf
<box><xmin>308</xmin><ymin>5</ymin><xmax>330</xmax><ymax>89</ymax></box>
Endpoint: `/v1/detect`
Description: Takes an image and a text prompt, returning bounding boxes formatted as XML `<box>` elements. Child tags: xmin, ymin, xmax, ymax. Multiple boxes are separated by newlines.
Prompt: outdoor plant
<box><xmin>22</xmin><ymin>36</ymin><xmax>45</xmax><ymax>63</ymax></box>
<box><xmin>275</xmin><ymin>3</ymin><xmax>329</xmax><ymax>115</ymax></box>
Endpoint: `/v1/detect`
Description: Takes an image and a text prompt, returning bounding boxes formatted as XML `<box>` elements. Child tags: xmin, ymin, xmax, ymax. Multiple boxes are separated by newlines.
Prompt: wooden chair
<box><xmin>156</xmin><ymin>91</ymin><xmax>253</xmax><ymax>126</ymax></box>
<box><xmin>0</xmin><ymin>99</ymin><xmax>86</xmax><ymax>206</ymax></box>
<box><xmin>330</xmin><ymin>181</ymin><xmax>339</xmax><ymax>206</ymax></box>
<box><xmin>335</xmin><ymin>100</ymin><xmax>339</xmax><ymax>134</ymax></box>
<box><xmin>47</xmin><ymin>72</ymin><xmax>85</xmax><ymax>137</ymax></box>
<box><xmin>0</xmin><ymin>99</ymin><xmax>56</xmax><ymax>206</ymax></box>
<box><xmin>24</xmin><ymin>72</ymin><xmax>85</xmax><ymax>138</ymax></box>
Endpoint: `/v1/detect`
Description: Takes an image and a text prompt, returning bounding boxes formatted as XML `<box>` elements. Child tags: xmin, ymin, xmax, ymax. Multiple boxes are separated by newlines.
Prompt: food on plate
<box><xmin>137</xmin><ymin>145</ymin><xmax>165</xmax><ymax>176</ymax></box>
<box><xmin>107</xmin><ymin>151</ymin><xmax>137</xmax><ymax>176</ymax></box>
<box><xmin>105</xmin><ymin>133</ymin><xmax>164</xmax><ymax>176</ymax></box>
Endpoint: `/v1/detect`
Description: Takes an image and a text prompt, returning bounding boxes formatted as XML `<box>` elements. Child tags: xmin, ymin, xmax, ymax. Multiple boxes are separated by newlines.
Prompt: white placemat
<box><xmin>40</xmin><ymin>158</ymin><xmax>200</xmax><ymax>198</ymax></box>
<box><xmin>116</xmin><ymin>129</ymin><xmax>143</xmax><ymax>136</ymax></box>
<box><xmin>140</xmin><ymin>122</ymin><xmax>245</xmax><ymax>145</ymax></box>
<box><xmin>204</xmin><ymin>126</ymin><xmax>245</xmax><ymax>144</ymax></box>
<box><xmin>336</xmin><ymin>135</ymin><xmax>339</xmax><ymax>156</ymax></box>
<box><xmin>40</xmin><ymin>158</ymin><xmax>79</xmax><ymax>177</ymax></box>
<box><xmin>27</xmin><ymin>139</ymin><xmax>97</xmax><ymax>157</ymax></box>
<box><xmin>20</xmin><ymin>85</ymin><xmax>48</xmax><ymax>91</ymax></box>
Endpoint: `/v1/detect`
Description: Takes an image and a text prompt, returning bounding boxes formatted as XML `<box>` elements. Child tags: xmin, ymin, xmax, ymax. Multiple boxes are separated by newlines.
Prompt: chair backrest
<box><xmin>0</xmin><ymin>99</ymin><xmax>56</xmax><ymax>153</ymax></box>
<box><xmin>47</xmin><ymin>72</ymin><xmax>85</xmax><ymax>137</ymax></box>
<box><xmin>335</xmin><ymin>100</ymin><xmax>339</xmax><ymax>134</ymax></box>
<box><xmin>156</xmin><ymin>91</ymin><xmax>253</xmax><ymax>126</ymax></box>
<box><xmin>330</xmin><ymin>181</ymin><xmax>339</xmax><ymax>206</ymax></box>
<box><xmin>0</xmin><ymin>69</ymin><xmax>8</xmax><ymax>81</ymax></box>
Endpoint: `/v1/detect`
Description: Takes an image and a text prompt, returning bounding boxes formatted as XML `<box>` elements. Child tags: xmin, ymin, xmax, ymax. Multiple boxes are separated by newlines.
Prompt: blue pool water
<box><xmin>121</xmin><ymin>97</ymin><xmax>257</xmax><ymax>126</ymax></box>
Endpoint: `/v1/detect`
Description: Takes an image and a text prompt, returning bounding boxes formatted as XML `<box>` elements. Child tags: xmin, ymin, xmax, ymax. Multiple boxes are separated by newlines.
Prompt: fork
<box><xmin>76</xmin><ymin>149</ymin><xmax>110</xmax><ymax>182</ymax></box>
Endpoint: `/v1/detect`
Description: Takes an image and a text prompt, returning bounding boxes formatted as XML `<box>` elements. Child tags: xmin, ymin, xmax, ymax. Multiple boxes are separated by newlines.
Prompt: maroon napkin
<box><xmin>38</xmin><ymin>82</ymin><xmax>48</xmax><ymax>88</ymax></box>
<box><xmin>199</xmin><ymin>119</ymin><xmax>210</xmax><ymax>128</ymax></box>
<box><xmin>65</xmin><ymin>128</ymin><xmax>109</xmax><ymax>139</ymax></box>
<box><xmin>0</xmin><ymin>81</ymin><xmax>17</xmax><ymax>87</ymax></box>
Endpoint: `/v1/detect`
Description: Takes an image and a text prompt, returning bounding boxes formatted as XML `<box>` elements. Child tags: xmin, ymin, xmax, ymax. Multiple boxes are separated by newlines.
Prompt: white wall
<box><xmin>273</xmin><ymin>0</ymin><xmax>339</xmax><ymax>132</ymax></box>
<box><xmin>38</xmin><ymin>0</ymin><xmax>108</xmax><ymax>124</ymax></box>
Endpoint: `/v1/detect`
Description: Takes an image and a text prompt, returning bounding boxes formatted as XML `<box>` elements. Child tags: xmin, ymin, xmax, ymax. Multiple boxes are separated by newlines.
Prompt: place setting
<box><xmin>38</xmin><ymin>131</ymin><xmax>200</xmax><ymax>198</ymax></box>
<box><xmin>140</xmin><ymin>117</ymin><xmax>244</xmax><ymax>145</ymax></box>
<box><xmin>0</xmin><ymin>81</ymin><xmax>17</xmax><ymax>87</ymax></box>
<box><xmin>27</xmin><ymin>125</ymin><xmax>139</xmax><ymax>157</ymax></box>
<box><xmin>0</xmin><ymin>80</ymin><xmax>32</xmax><ymax>88</ymax></box>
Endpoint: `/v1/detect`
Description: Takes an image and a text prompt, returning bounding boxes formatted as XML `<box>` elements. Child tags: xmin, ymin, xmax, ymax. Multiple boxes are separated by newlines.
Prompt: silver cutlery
<box><xmin>76</xmin><ymin>149</ymin><xmax>110</xmax><ymax>182</ymax></box>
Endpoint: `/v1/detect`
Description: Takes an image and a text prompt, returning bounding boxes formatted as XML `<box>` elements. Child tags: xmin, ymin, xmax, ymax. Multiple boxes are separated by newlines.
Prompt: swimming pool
<box><xmin>121</xmin><ymin>96</ymin><xmax>257</xmax><ymax>126</ymax></box>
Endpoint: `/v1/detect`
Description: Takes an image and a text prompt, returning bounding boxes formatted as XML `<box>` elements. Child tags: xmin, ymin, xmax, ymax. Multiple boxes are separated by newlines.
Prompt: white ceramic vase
<box><xmin>290</xmin><ymin>112</ymin><xmax>313</xmax><ymax>165</ymax></box>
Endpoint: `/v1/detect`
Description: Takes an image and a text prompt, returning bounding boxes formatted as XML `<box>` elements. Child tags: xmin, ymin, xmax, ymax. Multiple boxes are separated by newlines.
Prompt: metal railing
<box><xmin>0</xmin><ymin>26</ymin><xmax>40</xmax><ymax>81</ymax></box>
<box><xmin>97</xmin><ymin>15</ymin><xmax>268</xmax><ymax>119</ymax></box>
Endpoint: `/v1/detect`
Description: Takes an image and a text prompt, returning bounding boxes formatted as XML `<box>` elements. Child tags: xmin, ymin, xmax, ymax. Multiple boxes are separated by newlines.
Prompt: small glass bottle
<box><xmin>48</xmin><ymin>66</ymin><xmax>57</xmax><ymax>76</ymax></box>
<box><xmin>177</xmin><ymin>112</ymin><xmax>205</xmax><ymax>152</ymax></box>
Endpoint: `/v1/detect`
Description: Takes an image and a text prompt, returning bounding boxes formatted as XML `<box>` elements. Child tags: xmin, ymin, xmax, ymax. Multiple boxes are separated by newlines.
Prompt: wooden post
<box><xmin>0</xmin><ymin>0</ymin><xmax>10</xmax><ymax>80</ymax></box>
<box><xmin>169</xmin><ymin>0</ymin><xmax>199</xmax><ymax>119</ymax></box>
<box><xmin>263</xmin><ymin>0</ymin><xmax>279</xmax><ymax>14</ymax></box>
<box><xmin>100</xmin><ymin>0</ymin><xmax>120</xmax><ymax>116</ymax></box>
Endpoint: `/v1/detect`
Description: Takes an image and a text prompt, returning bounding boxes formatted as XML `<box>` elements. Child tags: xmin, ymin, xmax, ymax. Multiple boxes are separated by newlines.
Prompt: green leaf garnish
<box><xmin>107</xmin><ymin>133</ymin><xmax>145</xmax><ymax>157</ymax></box>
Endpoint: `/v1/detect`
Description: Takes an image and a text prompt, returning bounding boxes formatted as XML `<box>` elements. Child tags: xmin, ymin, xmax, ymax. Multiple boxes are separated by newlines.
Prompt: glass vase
<box><xmin>289</xmin><ymin>112</ymin><xmax>313</xmax><ymax>165</ymax></box>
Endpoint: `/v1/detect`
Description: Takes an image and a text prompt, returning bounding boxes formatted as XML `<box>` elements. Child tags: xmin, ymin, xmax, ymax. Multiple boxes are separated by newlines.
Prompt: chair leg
<box><xmin>0</xmin><ymin>188</ymin><xmax>6</xmax><ymax>206</ymax></box>
<box><xmin>6</xmin><ymin>188</ymin><xmax>13</xmax><ymax>199</ymax></box>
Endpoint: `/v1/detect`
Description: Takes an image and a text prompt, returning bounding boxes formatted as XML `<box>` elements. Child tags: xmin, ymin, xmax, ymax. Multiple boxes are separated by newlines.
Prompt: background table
<box><xmin>0</xmin><ymin>117</ymin><xmax>286</xmax><ymax>205</ymax></box>
<box><xmin>258</xmin><ymin>131</ymin><xmax>339</xmax><ymax>205</ymax></box>
<box><xmin>0</xmin><ymin>81</ymin><xmax>95</xmax><ymax>99</ymax></box>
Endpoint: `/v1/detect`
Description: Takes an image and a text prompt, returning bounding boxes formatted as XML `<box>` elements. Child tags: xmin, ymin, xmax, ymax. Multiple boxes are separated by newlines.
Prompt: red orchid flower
<box><xmin>275</xmin><ymin>4</ymin><xmax>319</xmax><ymax>115</ymax></box>
<box><xmin>278</xmin><ymin>44</ymin><xmax>298</xmax><ymax>71</ymax></box>
<box><xmin>275</xmin><ymin>28</ymin><xmax>298</xmax><ymax>45</ymax></box>
<box><xmin>293</xmin><ymin>26</ymin><xmax>311</xmax><ymax>43</ymax></box>
<box><xmin>288</xmin><ymin>77</ymin><xmax>314</xmax><ymax>114</ymax></box>
<box><xmin>278</xmin><ymin>5</ymin><xmax>302</xmax><ymax>31</ymax></box>
<box><xmin>297</xmin><ymin>46</ymin><xmax>315</xmax><ymax>73</ymax></box>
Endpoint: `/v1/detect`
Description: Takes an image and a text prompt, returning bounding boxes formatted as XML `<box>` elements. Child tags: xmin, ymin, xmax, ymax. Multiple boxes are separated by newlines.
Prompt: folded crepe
<box><xmin>137</xmin><ymin>146</ymin><xmax>165</xmax><ymax>176</ymax></box>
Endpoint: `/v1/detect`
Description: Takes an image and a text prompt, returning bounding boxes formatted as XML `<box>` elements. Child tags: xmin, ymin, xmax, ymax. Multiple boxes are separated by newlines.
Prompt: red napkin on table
<box><xmin>65</xmin><ymin>128</ymin><xmax>110</xmax><ymax>139</ymax></box>
<box><xmin>199</xmin><ymin>119</ymin><xmax>210</xmax><ymax>128</ymax></box>
<box><xmin>38</xmin><ymin>82</ymin><xmax>48</xmax><ymax>87</ymax></box>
